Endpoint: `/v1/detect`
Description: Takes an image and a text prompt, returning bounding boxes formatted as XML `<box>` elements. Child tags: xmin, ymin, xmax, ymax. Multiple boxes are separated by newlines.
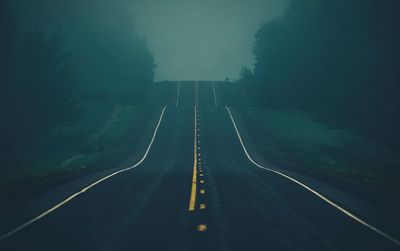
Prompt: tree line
<box><xmin>0</xmin><ymin>0</ymin><xmax>155</xmax><ymax>169</ymax></box>
<box><xmin>240</xmin><ymin>0</ymin><xmax>400</xmax><ymax>148</ymax></box>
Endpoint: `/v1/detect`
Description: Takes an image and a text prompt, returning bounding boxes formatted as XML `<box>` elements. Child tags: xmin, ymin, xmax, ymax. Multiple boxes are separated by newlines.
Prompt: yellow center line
<box><xmin>188</xmin><ymin>107</ymin><xmax>198</xmax><ymax>211</ymax></box>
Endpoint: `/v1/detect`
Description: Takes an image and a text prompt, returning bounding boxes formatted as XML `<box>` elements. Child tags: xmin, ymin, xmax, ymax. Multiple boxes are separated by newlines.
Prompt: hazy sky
<box><xmin>128</xmin><ymin>0</ymin><xmax>288</xmax><ymax>81</ymax></box>
<box><xmin>12</xmin><ymin>0</ymin><xmax>288</xmax><ymax>81</ymax></box>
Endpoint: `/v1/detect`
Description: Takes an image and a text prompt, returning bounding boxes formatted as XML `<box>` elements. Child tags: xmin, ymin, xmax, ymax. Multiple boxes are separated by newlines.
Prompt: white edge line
<box><xmin>225</xmin><ymin>107</ymin><xmax>400</xmax><ymax>247</ymax></box>
<box><xmin>212</xmin><ymin>81</ymin><xmax>218</xmax><ymax>108</ymax></box>
<box><xmin>175</xmin><ymin>81</ymin><xmax>181</xmax><ymax>107</ymax></box>
<box><xmin>0</xmin><ymin>107</ymin><xmax>168</xmax><ymax>241</ymax></box>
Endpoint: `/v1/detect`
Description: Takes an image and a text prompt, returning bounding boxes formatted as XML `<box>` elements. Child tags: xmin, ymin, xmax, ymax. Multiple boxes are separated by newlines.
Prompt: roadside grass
<box><xmin>0</xmin><ymin>105</ymin><xmax>151</xmax><ymax>212</ymax></box>
<box><xmin>244</xmin><ymin>108</ymin><xmax>400</xmax><ymax>208</ymax></box>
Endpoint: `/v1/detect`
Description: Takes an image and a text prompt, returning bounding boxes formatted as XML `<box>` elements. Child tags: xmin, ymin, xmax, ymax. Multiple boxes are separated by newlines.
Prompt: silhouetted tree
<box><xmin>0</xmin><ymin>0</ymin><xmax>78</xmax><ymax>151</ymax></box>
<box><xmin>11</xmin><ymin>28</ymin><xmax>78</xmax><ymax>144</ymax></box>
<box><xmin>64</xmin><ymin>1</ymin><xmax>156</xmax><ymax>106</ymax></box>
<box><xmin>240</xmin><ymin>0</ymin><xmax>400</xmax><ymax>147</ymax></box>
<box><xmin>0</xmin><ymin>0</ymin><xmax>17</xmax><ymax>122</ymax></box>
<box><xmin>0</xmin><ymin>0</ymin><xmax>19</xmax><ymax>167</ymax></box>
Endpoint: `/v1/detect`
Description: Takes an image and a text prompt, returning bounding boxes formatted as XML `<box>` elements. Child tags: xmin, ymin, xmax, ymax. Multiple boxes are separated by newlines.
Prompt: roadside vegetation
<box><xmin>0</xmin><ymin>0</ymin><xmax>155</xmax><ymax>210</ymax></box>
<box><xmin>238</xmin><ymin>0</ymin><xmax>400</xmax><ymax>207</ymax></box>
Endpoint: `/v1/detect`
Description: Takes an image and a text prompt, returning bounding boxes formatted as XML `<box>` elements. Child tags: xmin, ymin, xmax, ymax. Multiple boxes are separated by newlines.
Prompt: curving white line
<box><xmin>0</xmin><ymin>107</ymin><xmax>167</xmax><ymax>241</ymax></box>
<box><xmin>175</xmin><ymin>81</ymin><xmax>181</xmax><ymax>107</ymax></box>
<box><xmin>225</xmin><ymin>107</ymin><xmax>400</xmax><ymax>247</ymax></box>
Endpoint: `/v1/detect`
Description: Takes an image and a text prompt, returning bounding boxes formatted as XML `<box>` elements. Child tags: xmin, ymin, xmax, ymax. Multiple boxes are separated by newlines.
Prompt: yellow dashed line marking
<box><xmin>189</xmin><ymin>107</ymin><xmax>209</xmax><ymax>232</ymax></box>
<box><xmin>188</xmin><ymin>107</ymin><xmax>198</xmax><ymax>211</ymax></box>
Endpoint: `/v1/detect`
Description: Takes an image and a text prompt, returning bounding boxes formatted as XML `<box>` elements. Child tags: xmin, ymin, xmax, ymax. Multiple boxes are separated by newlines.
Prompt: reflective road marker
<box><xmin>197</xmin><ymin>224</ymin><xmax>207</xmax><ymax>232</ymax></box>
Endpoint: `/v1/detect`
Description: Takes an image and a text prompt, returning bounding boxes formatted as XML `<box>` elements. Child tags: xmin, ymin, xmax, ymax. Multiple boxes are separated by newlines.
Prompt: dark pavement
<box><xmin>1</xmin><ymin>81</ymin><xmax>399</xmax><ymax>250</ymax></box>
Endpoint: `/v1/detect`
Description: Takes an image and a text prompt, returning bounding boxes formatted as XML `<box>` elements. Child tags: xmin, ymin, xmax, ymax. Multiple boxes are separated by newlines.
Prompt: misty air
<box><xmin>0</xmin><ymin>0</ymin><xmax>399</xmax><ymax>250</ymax></box>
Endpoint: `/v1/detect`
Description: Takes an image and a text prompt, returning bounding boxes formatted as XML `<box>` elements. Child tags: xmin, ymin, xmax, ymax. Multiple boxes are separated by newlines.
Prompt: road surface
<box><xmin>1</xmin><ymin>81</ymin><xmax>399</xmax><ymax>250</ymax></box>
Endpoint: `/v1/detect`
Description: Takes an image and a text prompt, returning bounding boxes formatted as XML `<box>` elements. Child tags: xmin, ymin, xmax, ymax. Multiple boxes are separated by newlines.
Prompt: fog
<box><xmin>129</xmin><ymin>0</ymin><xmax>288</xmax><ymax>80</ymax></box>
<box><xmin>11</xmin><ymin>0</ymin><xmax>287</xmax><ymax>81</ymax></box>
<box><xmin>1</xmin><ymin>0</ymin><xmax>400</xmax><ymax>248</ymax></box>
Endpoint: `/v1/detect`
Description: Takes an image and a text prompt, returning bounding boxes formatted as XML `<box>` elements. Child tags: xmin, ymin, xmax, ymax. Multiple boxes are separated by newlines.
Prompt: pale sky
<box><xmin>12</xmin><ymin>0</ymin><xmax>289</xmax><ymax>81</ymax></box>
<box><xmin>128</xmin><ymin>0</ymin><xmax>288</xmax><ymax>81</ymax></box>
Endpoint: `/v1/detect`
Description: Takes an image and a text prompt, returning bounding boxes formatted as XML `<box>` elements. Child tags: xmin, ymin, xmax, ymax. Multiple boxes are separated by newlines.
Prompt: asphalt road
<box><xmin>1</xmin><ymin>81</ymin><xmax>399</xmax><ymax>250</ymax></box>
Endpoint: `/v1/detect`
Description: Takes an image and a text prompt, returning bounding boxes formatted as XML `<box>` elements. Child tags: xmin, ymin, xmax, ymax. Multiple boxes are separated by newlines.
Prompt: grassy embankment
<box><xmin>242</xmin><ymin>107</ymin><xmax>400</xmax><ymax>210</ymax></box>
<box><xmin>0</xmin><ymin>104</ymin><xmax>152</xmax><ymax>212</ymax></box>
